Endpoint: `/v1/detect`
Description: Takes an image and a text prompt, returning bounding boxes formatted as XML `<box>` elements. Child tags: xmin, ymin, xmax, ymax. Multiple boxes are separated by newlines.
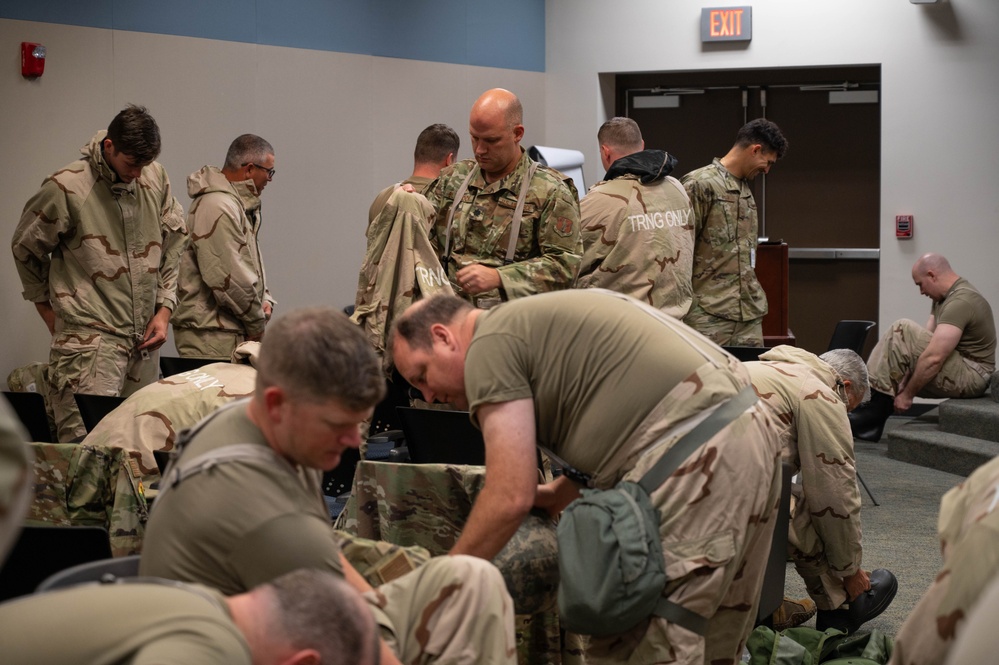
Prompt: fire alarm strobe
<box><xmin>22</xmin><ymin>42</ymin><xmax>46</xmax><ymax>78</ymax></box>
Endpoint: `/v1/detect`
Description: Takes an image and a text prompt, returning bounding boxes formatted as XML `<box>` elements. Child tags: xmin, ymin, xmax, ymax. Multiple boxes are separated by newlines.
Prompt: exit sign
<box><xmin>701</xmin><ymin>6</ymin><xmax>752</xmax><ymax>42</ymax></box>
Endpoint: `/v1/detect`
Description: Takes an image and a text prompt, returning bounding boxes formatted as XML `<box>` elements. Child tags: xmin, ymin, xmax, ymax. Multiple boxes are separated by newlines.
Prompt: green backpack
<box><xmin>746</xmin><ymin>625</ymin><xmax>893</xmax><ymax>665</ymax></box>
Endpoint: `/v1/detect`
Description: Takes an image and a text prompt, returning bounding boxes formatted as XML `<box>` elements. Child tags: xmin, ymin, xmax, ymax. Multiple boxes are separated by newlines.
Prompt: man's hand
<box><xmin>894</xmin><ymin>323</ymin><xmax>962</xmax><ymax>412</ymax></box>
<box><xmin>456</xmin><ymin>264</ymin><xmax>501</xmax><ymax>296</ymax></box>
<box><xmin>844</xmin><ymin>569</ymin><xmax>871</xmax><ymax>601</ymax></box>
<box><xmin>137</xmin><ymin>306</ymin><xmax>171</xmax><ymax>351</ymax></box>
<box><xmin>534</xmin><ymin>475</ymin><xmax>582</xmax><ymax>520</ymax></box>
<box><xmin>263</xmin><ymin>301</ymin><xmax>273</xmax><ymax>321</ymax></box>
<box><xmin>34</xmin><ymin>302</ymin><xmax>56</xmax><ymax>336</ymax></box>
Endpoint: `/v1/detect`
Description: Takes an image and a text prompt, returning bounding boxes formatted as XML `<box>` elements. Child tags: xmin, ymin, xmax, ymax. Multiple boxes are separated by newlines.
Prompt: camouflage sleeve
<box><xmin>10</xmin><ymin>178</ymin><xmax>74</xmax><ymax>303</ymax></box>
<box><xmin>797</xmin><ymin>396</ymin><xmax>863</xmax><ymax>577</ymax></box>
<box><xmin>496</xmin><ymin>178</ymin><xmax>582</xmax><ymax>299</ymax></box>
<box><xmin>681</xmin><ymin>175</ymin><xmax>710</xmax><ymax>237</ymax></box>
<box><xmin>576</xmin><ymin>185</ymin><xmax>616</xmax><ymax>285</ymax></box>
<box><xmin>155</xmin><ymin>171</ymin><xmax>189</xmax><ymax>312</ymax></box>
<box><xmin>424</xmin><ymin>173</ymin><xmax>449</xmax><ymax>257</ymax></box>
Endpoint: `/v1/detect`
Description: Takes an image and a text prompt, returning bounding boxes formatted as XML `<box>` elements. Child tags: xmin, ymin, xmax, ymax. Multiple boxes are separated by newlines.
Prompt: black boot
<box><xmin>816</xmin><ymin>569</ymin><xmax>898</xmax><ymax>634</ymax></box>
<box><xmin>848</xmin><ymin>390</ymin><xmax>895</xmax><ymax>442</ymax></box>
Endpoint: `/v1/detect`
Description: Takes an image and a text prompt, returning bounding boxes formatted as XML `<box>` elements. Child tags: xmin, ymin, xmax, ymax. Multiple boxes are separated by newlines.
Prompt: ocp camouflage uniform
<box><xmin>577</xmin><ymin>150</ymin><xmax>694</xmax><ymax>318</ymax></box>
<box><xmin>80</xmin><ymin>342</ymin><xmax>259</xmax><ymax>487</ymax></box>
<box><xmin>11</xmin><ymin>130</ymin><xmax>188</xmax><ymax>442</ymax></box>
<box><xmin>172</xmin><ymin>166</ymin><xmax>275</xmax><ymax>360</ymax></box>
<box><xmin>681</xmin><ymin>158</ymin><xmax>767</xmax><ymax>346</ymax></box>
<box><xmin>889</xmin><ymin>455</ymin><xmax>999</xmax><ymax>665</ymax></box>
<box><xmin>425</xmin><ymin>150</ymin><xmax>582</xmax><ymax>308</ymax></box>
<box><xmin>352</xmin><ymin>187</ymin><xmax>454</xmax><ymax>372</ymax></box>
<box><xmin>0</xmin><ymin>398</ymin><xmax>32</xmax><ymax>563</ymax></box>
<box><xmin>747</xmin><ymin>345</ymin><xmax>864</xmax><ymax>611</ymax></box>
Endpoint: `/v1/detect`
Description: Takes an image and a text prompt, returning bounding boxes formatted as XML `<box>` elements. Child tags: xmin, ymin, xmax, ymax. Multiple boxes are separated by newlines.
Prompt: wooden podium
<box><xmin>756</xmin><ymin>242</ymin><xmax>795</xmax><ymax>347</ymax></box>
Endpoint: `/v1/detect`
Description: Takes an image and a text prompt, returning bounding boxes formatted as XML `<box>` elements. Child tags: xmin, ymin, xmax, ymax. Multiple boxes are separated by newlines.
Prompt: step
<box><xmin>885</xmin><ymin>416</ymin><xmax>999</xmax><ymax>477</ymax></box>
<box><xmin>939</xmin><ymin>397</ymin><xmax>999</xmax><ymax>443</ymax></box>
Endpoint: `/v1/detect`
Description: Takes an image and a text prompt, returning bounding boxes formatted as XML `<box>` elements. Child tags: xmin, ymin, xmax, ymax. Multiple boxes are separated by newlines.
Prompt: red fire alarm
<box><xmin>895</xmin><ymin>215</ymin><xmax>914</xmax><ymax>239</ymax></box>
<box><xmin>21</xmin><ymin>42</ymin><xmax>46</xmax><ymax>78</ymax></box>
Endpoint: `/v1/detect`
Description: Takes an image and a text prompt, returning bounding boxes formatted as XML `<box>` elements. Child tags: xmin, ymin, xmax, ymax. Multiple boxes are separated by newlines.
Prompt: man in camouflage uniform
<box><xmin>425</xmin><ymin>88</ymin><xmax>582</xmax><ymax>309</ymax></box>
<box><xmin>681</xmin><ymin>119</ymin><xmax>788</xmax><ymax>346</ymax></box>
<box><xmin>747</xmin><ymin>346</ymin><xmax>897</xmax><ymax>633</ymax></box>
<box><xmin>889</xmin><ymin>454</ymin><xmax>999</xmax><ymax>665</ymax></box>
<box><xmin>141</xmin><ymin>307</ymin><xmax>516</xmax><ymax>665</ymax></box>
<box><xmin>172</xmin><ymin>134</ymin><xmax>277</xmax><ymax>360</ymax></box>
<box><xmin>851</xmin><ymin>253</ymin><xmax>996</xmax><ymax>441</ymax></box>
<box><xmin>0</xmin><ymin>398</ymin><xmax>31</xmax><ymax>565</ymax></box>
<box><xmin>80</xmin><ymin>341</ymin><xmax>259</xmax><ymax>487</ymax></box>
<box><xmin>392</xmin><ymin>291</ymin><xmax>782</xmax><ymax>665</ymax></box>
<box><xmin>11</xmin><ymin>105</ymin><xmax>187</xmax><ymax>442</ymax></box>
<box><xmin>577</xmin><ymin>117</ymin><xmax>694</xmax><ymax>318</ymax></box>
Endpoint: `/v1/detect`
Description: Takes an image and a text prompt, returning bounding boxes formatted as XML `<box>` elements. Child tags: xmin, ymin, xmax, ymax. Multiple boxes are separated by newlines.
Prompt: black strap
<box><xmin>656</xmin><ymin>598</ymin><xmax>710</xmax><ymax>636</ymax></box>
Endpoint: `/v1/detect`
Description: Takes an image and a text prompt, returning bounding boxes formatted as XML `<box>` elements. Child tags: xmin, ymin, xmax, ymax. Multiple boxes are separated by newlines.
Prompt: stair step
<box><xmin>939</xmin><ymin>397</ymin><xmax>999</xmax><ymax>443</ymax></box>
<box><xmin>885</xmin><ymin>416</ymin><xmax>999</xmax><ymax>477</ymax></box>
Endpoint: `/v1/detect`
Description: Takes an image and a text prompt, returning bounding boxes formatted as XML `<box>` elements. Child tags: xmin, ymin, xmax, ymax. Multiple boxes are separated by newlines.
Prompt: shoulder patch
<box><xmin>554</xmin><ymin>216</ymin><xmax>574</xmax><ymax>237</ymax></box>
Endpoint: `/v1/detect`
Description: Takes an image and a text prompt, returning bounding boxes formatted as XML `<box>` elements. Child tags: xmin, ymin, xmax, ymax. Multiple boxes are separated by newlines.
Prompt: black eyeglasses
<box><xmin>245</xmin><ymin>163</ymin><xmax>275</xmax><ymax>180</ymax></box>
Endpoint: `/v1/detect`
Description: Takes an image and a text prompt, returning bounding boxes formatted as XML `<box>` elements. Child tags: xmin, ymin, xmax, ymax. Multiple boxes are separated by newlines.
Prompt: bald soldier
<box><xmin>850</xmin><ymin>253</ymin><xmax>996</xmax><ymax>441</ymax></box>
<box><xmin>425</xmin><ymin>88</ymin><xmax>582</xmax><ymax>309</ymax></box>
<box><xmin>0</xmin><ymin>569</ymin><xmax>379</xmax><ymax>665</ymax></box>
<box><xmin>577</xmin><ymin>117</ymin><xmax>694</xmax><ymax>318</ymax></box>
<box><xmin>391</xmin><ymin>291</ymin><xmax>782</xmax><ymax>665</ymax></box>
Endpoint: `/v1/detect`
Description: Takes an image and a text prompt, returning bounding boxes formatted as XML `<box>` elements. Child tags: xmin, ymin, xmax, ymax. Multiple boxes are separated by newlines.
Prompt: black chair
<box><xmin>36</xmin><ymin>554</ymin><xmax>140</xmax><ymax>592</ymax></box>
<box><xmin>2</xmin><ymin>391</ymin><xmax>54</xmax><ymax>442</ymax></box>
<box><xmin>722</xmin><ymin>346</ymin><xmax>769</xmax><ymax>362</ymax></box>
<box><xmin>756</xmin><ymin>461</ymin><xmax>794</xmax><ymax>626</ymax></box>
<box><xmin>827</xmin><ymin>320</ymin><xmax>876</xmax><ymax>357</ymax></box>
<box><xmin>0</xmin><ymin>525</ymin><xmax>112</xmax><ymax>601</ymax></box>
<box><xmin>159</xmin><ymin>355</ymin><xmax>219</xmax><ymax>378</ymax></box>
<box><xmin>73</xmin><ymin>393</ymin><xmax>125</xmax><ymax>433</ymax></box>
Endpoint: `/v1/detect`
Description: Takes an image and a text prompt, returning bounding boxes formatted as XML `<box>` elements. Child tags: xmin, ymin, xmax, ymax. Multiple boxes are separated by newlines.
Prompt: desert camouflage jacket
<box><xmin>682</xmin><ymin>158</ymin><xmax>767</xmax><ymax>322</ymax></box>
<box><xmin>172</xmin><ymin>166</ymin><xmax>274</xmax><ymax>337</ymax></box>
<box><xmin>577</xmin><ymin>150</ymin><xmax>694</xmax><ymax>319</ymax></box>
<box><xmin>748</xmin><ymin>345</ymin><xmax>863</xmax><ymax>577</ymax></box>
<box><xmin>11</xmin><ymin>131</ymin><xmax>187</xmax><ymax>338</ymax></box>
<box><xmin>425</xmin><ymin>150</ymin><xmax>582</xmax><ymax>304</ymax></box>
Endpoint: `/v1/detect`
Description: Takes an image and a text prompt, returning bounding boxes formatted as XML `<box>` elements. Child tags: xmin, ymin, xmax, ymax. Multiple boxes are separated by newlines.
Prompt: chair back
<box><xmin>159</xmin><ymin>356</ymin><xmax>219</xmax><ymax>378</ymax></box>
<box><xmin>756</xmin><ymin>461</ymin><xmax>794</xmax><ymax>625</ymax></box>
<box><xmin>827</xmin><ymin>320</ymin><xmax>877</xmax><ymax>355</ymax></box>
<box><xmin>36</xmin><ymin>554</ymin><xmax>141</xmax><ymax>592</ymax></box>
<box><xmin>0</xmin><ymin>525</ymin><xmax>112</xmax><ymax>601</ymax></box>
<box><xmin>2</xmin><ymin>391</ymin><xmax>54</xmax><ymax>442</ymax></box>
<box><xmin>73</xmin><ymin>393</ymin><xmax>126</xmax><ymax>433</ymax></box>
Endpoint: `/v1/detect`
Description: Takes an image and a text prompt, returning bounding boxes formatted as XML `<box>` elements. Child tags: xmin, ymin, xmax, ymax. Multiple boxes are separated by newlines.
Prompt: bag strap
<box><xmin>656</xmin><ymin>599</ymin><xmax>710</xmax><ymax>636</ymax></box>
<box><xmin>154</xmin><ymin>443</ymin><xmax>288</xmax><ymax>507</ymax></box>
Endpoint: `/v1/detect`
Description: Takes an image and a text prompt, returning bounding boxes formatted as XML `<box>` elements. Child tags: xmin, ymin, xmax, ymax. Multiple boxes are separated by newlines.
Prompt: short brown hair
<box><xmin>392</xmin><ymin>295</ymin><xmax>473</xmax><ymax>352</ymax></box>
<box><xmin>598</xmin><ymin>117</ymin><xmax>643</xmax><ymax>153</ymax></box>
<box><xmin>106</xmin><ymin>104</ymin><xmax>161</xmax><ymax>163</ymax></box>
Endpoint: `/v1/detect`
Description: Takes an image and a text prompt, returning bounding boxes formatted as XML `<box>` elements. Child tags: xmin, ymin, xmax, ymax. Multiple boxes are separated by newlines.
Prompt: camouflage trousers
<box><xmin>48</xmin><ymin>325</ymin><xmax>159</xmax><ymax>442</ymax></box>
<box><xmin>867</xmin><ymin>318</ymin><xmax>990</xmax><ymax>398</ymax></box>
<box><xmin>585</xmin><ymin>400</ymin><xmax>782</xmax><ymax>665</ymax></box>
<box><xmin>788</xmin><ymin>486</ymin><xmax>849</xmax><ymax>611</ymax></box>
<box><xmin>367</xmin><ymin>554</ymin><xmax>517</xmax><ymax>665</ymax></box>
<box><xmin>683</xmin><ymin>300</ymin><xmax>764</xmax><ymax>347</ymax></box>
<box><xmin>173</xmin><ymin>327</ymin><xmax>244</xmax><ymax>361</ymax></box>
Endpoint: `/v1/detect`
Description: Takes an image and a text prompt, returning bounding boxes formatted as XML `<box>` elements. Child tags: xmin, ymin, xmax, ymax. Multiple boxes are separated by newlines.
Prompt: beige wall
<box><xmin>0</xmin><ymin>18</ymin><xmax>543</xmax><ymax>377</ymax></box>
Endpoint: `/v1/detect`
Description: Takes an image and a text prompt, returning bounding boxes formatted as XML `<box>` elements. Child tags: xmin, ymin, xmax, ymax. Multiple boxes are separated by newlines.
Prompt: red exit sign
<box><xmin>701</xmin><ymin>6</ymin><xmax>752</xmax><ymax>42</ymax></box>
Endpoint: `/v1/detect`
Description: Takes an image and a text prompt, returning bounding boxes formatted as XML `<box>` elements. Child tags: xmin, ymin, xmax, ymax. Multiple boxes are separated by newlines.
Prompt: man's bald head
<box><xmin>471</xmin><ymin>88</ymin><xmax>523</xmax><ymax>129</ymax></box>
<box><xmin>468</xmin><ymin>89</ymin><xmax>526</xmax><ymax>183</ymax></box>
<box><xmin>913</xmin><ymin>253</ymin><xmax>954</xmax><ymax>278</ymax></box>
<box><xmin>911</xmin><ymin>253</ymin><xmax>959</xmax><ymax>301</ymax></box>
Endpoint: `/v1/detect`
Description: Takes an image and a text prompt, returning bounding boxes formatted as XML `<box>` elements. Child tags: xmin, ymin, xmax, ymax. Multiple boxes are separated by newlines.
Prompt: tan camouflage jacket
<box><xmin>367</xmin><ymin>175</ymin><xmax>433</xmax><ymax>226</ymax></box>
<box><xmin>577</xmin><ymin>150</ymin><xmax>695</xmax><ymax>319</ymax></box>
<box><xmin>747</xmin><ymin>345</ymin><xmax>863</xmax><ymax>578</ymax></box>
<box><xmin>11</xmin><ymin>131</ymin><xmax>187</xmax><ymax>337</ymax></box>
<box><xmin>172</xmin><ymin>166</ymin><xmax>274</xmax><ymax>337</ymax></box>
<box><xmin>681</xmin><ymin>158</ymin><xmax>767</xmax><ymax>322</ymax></box>
<box><xmin>425</xmin><ymin>150</ymin><xmax>582</xmax><ymax>304</ymax></box>
<box><xmin>352</xmin><ymin>187</ymin><xmax>453</xmax><ymax>371</ymax></box>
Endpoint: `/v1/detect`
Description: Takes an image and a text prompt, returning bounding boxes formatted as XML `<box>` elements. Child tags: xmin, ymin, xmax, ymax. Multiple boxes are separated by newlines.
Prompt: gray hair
<box><xmin>224</xmin><ymin>134</ymin><xmax>274</xmax><ymax>170</ymax></box>
<box><xmin>255</xmin><ymin>307</ymin><xmax>385</xmax><ymax>410</ymax></box>
<box><xmin>819</xmin><ymin>348</ymin><xmax>871</xmax><ymax>404</ymax></box>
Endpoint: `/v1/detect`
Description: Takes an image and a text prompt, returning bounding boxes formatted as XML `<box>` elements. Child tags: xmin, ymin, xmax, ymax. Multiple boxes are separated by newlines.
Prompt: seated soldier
<box><xmin>141</xmin><ymin>306</ymin><xmax>515</xmax><ymax>665</ymax></box>
<box><xmin>0</xmin><ymin>569</ymin><xmax>378</xmax><ymax>665</ymax></box>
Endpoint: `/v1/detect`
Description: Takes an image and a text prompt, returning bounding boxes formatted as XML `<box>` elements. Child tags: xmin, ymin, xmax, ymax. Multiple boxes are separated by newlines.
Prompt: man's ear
<box><xmin>263</xmin><ymin>385</ymin><xmax>287</xmax><ymax>421</ymax></box>
<box><xmin>445</xmin><ymin>152</ymin><xmax>455</xmax><ymax>167</ymax></box>
<box><xmin>429</xmin><ymin>322</ymin><xmax>454</xmax><ymax>349</ymax></box>
<box><xmin>278</xmin><ymin>649</ymin><xmax>321</xmax><ymax>665</ymax></box>
<box><xmin>513</xmin><ymin>123</ymin><xmax>525</xmax><ymax>143</ymax></box>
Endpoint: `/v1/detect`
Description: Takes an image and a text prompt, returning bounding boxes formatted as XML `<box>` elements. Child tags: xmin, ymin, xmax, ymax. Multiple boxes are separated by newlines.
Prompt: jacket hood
<box><xmin>759</xmin><ymin>344</ymin><xmax>841</xmax><ymax>392</ymax></box>
<box><xmin>604</xmin><ymin>149</ymin><xmax>678</xmax><ymax>184</ymax></box>
<box><xmin>82</xmin><ymin>130</ymin><xmax>126</xmax><ymax>186</ymax></box>
<box><xmin>187</xmin><ymin>166</ymin><xmax>261</xmax><ymax>211</ymax></box>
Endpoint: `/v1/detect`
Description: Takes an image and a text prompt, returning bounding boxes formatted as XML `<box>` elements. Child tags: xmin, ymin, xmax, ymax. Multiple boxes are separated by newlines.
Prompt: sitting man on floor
<box><xmin>747</xmin><ymin>346</ymin><xmax>897</xmax><ymax>633</ymax></box>
<box><xmin>140</xmin><ymin>306</ymin><xmax>516</xmax><ymax>665</ymax></box>
<box><xmin>850</xmin><ymin>253</ymin><xmax>995</xmax><ymax>441</ymax></box>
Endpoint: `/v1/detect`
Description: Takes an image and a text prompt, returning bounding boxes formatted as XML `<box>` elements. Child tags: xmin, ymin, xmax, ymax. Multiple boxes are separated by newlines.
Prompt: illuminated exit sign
<box><xmin>701</xmin><ymin>6</ymin><xmax>752</xmax><ymax>42</ymax></box>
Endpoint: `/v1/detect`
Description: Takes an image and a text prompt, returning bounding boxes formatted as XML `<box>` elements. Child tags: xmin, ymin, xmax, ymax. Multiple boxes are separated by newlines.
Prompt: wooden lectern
<box><xmin>756</xmin><ymin>242</ymin><xmax>795</xmax><ymax>347</ymax></box>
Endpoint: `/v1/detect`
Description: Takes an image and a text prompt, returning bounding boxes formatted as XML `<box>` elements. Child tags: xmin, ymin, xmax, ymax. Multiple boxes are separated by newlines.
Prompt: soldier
<box><xmin>172</xmin><ymin>134</ymin><xmax>277</xmax><ymax>360</ymax></box>
<box><xmin>391</xmin><ymin>291</ymin><xmax>782</xmax><ymax>665</ymax></box>
<box><xmin>681</xmin><ymin>118</ymin><xmax>788</xmax><ymax>346</ymax></box>
<box><xmin>577</xmin><ymin>117</ymin><xmax>695</xmax><ymax>318</ymax></box>
<box><xmin>141</xmin><ymin>307</ymin><xmax>516</xmax><ymax>665</ymax></box>
<box><xmin>850</xmin><ymin>253</ymin><xmax>996</xmax><ymax>441</ymax></box>
<box><xmin>425</xmin><ymin>88</ymin><xmax>582</xmax><ymax>309</ymax></box>
<box><xmin>747</xmin><ymin>346</ymin><xmax>897</xmax><ymax>633</ymax></box>
<box><xmin>0</xmin><ymin>398</ymin><xmax>31</xmax><ymax>565</ymax></box>
<box><xmin>0</xmin><ymin>568</ymin><xmax>379</xmax><ymax>665</ymax></box>
<box><xmin>11</xmin><ymin>105</ymin><xmax>187</xmax><ymax>442</ymax></box>
<box><xmin>889</xmin><ymin>454</ymin><xmax>999</xmax><ymax>665</ymax></box>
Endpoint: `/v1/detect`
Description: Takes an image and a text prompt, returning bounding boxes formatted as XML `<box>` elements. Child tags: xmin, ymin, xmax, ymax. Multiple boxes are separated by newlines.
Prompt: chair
<box><xmin>73</xmin><ymin>393</ymin><xmax>126</xmax><ymax>433</ymax></box>
<box><xmin>159</xmin><ymin>355</ymin><xmax>219</xmax><ymax>377</ymax></box>
<box><xmin>36</xmin><ymin>554</ymin><xmax>141</xmax><ymax>592</ymax></box>
<box><xmin>722</xmin><ymin>346</ymin><xmax>769</xmax><ymax>362</ymax></box>
<box><xmin>2</xmin><ymin>391</ymin><xmax>54</xmax><ymax>442</ymax></box>
<box><xmin>826</xmin><ymin>320</ymin><xmax>880</xmax><ymax>506</ymax></box>
<box><xmin>756</xmin><ymin>461</ymin><xmax>794</xmax><ymax>625</ymax></box>
<box><xmin>0</xmin><ymin>525</ymin><xmax>112</xmax><ymax>601</ymax></box>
